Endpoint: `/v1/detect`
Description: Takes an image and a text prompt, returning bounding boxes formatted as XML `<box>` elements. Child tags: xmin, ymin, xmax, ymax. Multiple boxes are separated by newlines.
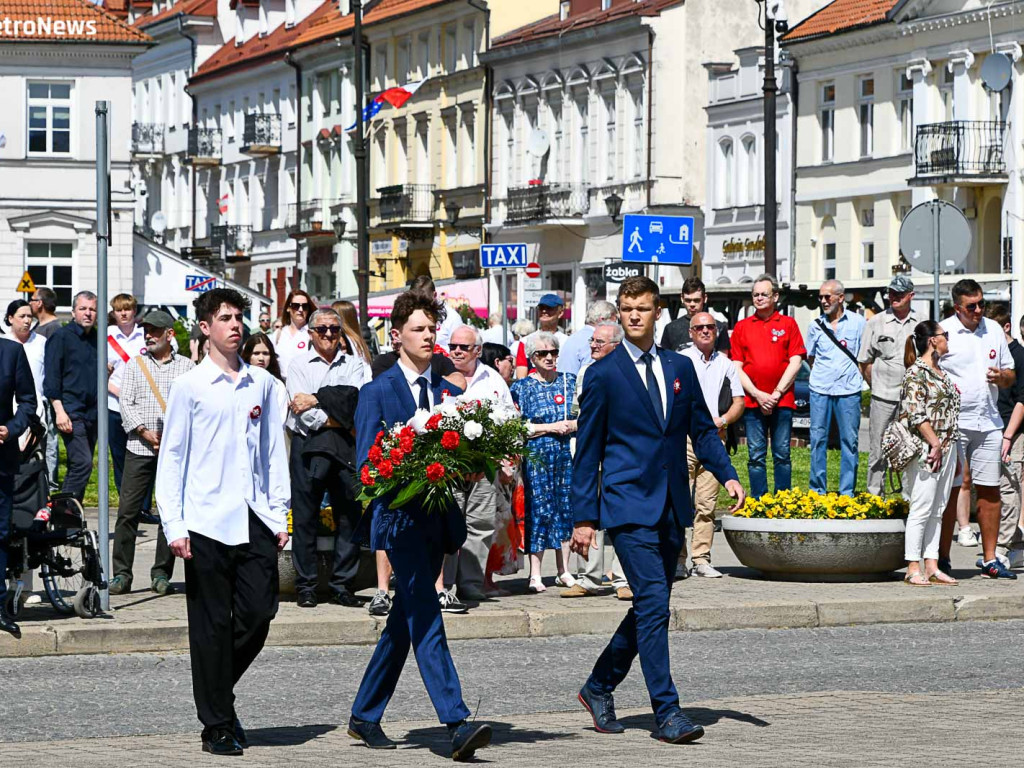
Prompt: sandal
<box><xmin>555</xmin><ymin>572</ymin><xmax>577</xmax><ymax>588</ymax></box>
<box><xmin>903</xmin><ymin>574</ymin><xmax>931</xmax><ymax>587</ymax></box>
<box><xmin>927</xmin><ymin>573</ymin><xmax>959</xmax><ymax>586</ymax></box>
<box><xmin>527</xmin><ymin>578</ymin><xmax>546</xmax><ymax>594</ymax></box>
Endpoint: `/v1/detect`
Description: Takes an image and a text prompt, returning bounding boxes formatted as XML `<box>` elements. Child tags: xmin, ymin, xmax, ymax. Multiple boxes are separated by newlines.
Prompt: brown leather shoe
<box><xmin>560</xmin><ymin>584</ymin><xmax>596</xmax><ymax>598</ymax></box>
<box><xmin>615</xmin><ymin>587</ymin><xmax>633</xmax><ymax>600</ymax></box>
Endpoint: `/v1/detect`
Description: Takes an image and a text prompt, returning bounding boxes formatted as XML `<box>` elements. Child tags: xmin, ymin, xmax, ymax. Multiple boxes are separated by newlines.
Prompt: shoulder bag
<box><xmin>880</xmin><ymin>379</ymin><xmax>917</xmax><ymax>474</ymax></box>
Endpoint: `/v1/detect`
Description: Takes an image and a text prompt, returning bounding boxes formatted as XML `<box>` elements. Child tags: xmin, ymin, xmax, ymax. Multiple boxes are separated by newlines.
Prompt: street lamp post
<box><xmin>760</xmin><ymin>1</ymin><xmax>788</xmax><ymax>279</ymax></box>
<box><xmin>352</xmin><ymin>0</ymin><xmax>370</xmax><ymax>331</ymax></box>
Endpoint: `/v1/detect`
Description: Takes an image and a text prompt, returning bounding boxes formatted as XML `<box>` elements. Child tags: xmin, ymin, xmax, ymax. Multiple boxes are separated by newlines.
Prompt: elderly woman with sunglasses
<box><xmin>275</xmin><ymin>289</ymin><xmax>315</xmax><ymax>381</ymax></box>
<box><xmin>509</xmin><ymin>332</ymin><xmax>578</xmax><ymax>593</ymax></box>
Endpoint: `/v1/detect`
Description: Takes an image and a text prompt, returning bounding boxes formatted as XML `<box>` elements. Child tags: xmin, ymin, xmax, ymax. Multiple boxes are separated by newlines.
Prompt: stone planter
<box><xmin>278</xmin><ymin>536</ymin><xmax>377</xmax><ymax>596</ymax></box>
<box><xmin>721</xmin><ymin>516</ymin><xmax>907</xmax><ymax>582</ymax></box>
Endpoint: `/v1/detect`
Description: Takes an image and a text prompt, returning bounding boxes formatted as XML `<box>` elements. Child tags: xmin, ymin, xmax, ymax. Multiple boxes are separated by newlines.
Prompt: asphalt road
<box><xmin>2</xmin><ymin>619</ymin><xmax>1022</xmax><ymax>744</ymax></box>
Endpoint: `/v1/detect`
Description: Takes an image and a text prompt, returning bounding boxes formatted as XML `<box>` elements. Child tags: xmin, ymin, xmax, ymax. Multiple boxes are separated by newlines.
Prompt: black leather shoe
<box><xmin>657</xmin><ymin>711</ymin><xmax>705</xmax><ymax>744</ymax></box>
<box><xmin>578</xmin><ymin>684</ymin><xmax>625</xmax><ymax>734</ymax></box>
<box><xmin>297</xmin><ymin>591</ymin><xmax>317</xmax><ymax>608</ymax></box>
<box><xmin>347</xmin><ymin>716</ymin><xmax>397</xmax><ymax>749</ymax></box>
<box><xmin>449</xmin><ymin>721</ymin><xmax>492</xmax><ymax>762</ymax></box>
<box><xmin>202</xmin><ymin>730</ymin><xmax>243</xmax><ymax>756</ymax></box>
<box><xmin>330</xmin><ymin>589</ymin><xmax>361</xmax><ymax>608</ymax></box>
<box><xmin>234</xmin><ymin>717</ymin><xmax>248</xmax><ymax>749</ymax></box>
<box><xmin>0</xmin><ymin>607</ymin><xmax>21</xmax><ymax>639</ymax></box>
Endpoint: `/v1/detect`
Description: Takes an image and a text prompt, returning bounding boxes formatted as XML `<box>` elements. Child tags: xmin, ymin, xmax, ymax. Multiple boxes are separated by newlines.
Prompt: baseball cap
<box><xmin>537</xmin><ymin>293</ymin><xmax>564</xmax><ymax>308</ymax></box>
<box><xmin>888</xmin><ymin>275</ymin><xmax>914</xmax><ymax>293</ymax></box>
<box><xmin>140</xmin><ymin>309</ymin><xmax>176</xmax><ymax>329</ymax></box>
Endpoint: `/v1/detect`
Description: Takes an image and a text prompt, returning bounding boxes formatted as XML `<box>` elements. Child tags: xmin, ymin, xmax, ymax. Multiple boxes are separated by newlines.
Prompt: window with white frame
<box><xmin>285</xmin><ymin>0</ymin><xmax>295</xmax><ymax>26</ymax></box>
<box><xmin>601</xmin><ymin>90</ymin><xmax>616</xmax><ymax>182</ymax></box>
<box><xmin>417</xmin><ymin>32</ymin><xmax>430</xmax><ymax>80</ymax></box>
<box><xmin>523</xmin><ymin>99</ymin><xmax>539</xmax><ymax>181</ymax></box>
<box><xmin>286</xmin><ymin>84</ymin><xmax>296</xmax><ymax>126</ymax></box>
<box><xmin>572</xmin><ymin>91</ymin><xmax>590</xmax><ymax>186</ymax></box>
<box><xmin>461</xmin><ymin>109</ymin><xmax>476</xmax><ymax>187</ymax></box>
<box><xmin>823</xmin><ymin>242</ymin><xmax>836</xmax><ymax>280</ymax></box>
<box><xmin>168</xmin><ymin>73</ymin><xmax>177</xmax><ymax>130</ymax></box>
<box><xmin>416</xmin><ymin>119</ymin><xmax>430</xmax><ymax>185</ymax></box>
<box><xmin>718</xmin><ymin>138</ymin><xmax>734</xmax><ymax>207</ymax></box>
<box><xmin>560</xmin><ymin>1</ymin><xmax>569</xmax><ymax>21</ymax></box>
<box><xmin>741</xmin><ymin>135</ymin><xmax>757</xmax><ymax>206</ymax></box>
<box><xmin>861</xmin><ymin>207</ymin><xmax>874</xmax><ymax>228</ymax></box>
<box><xmin>499</xmin><ymin>108</ymin><xmax>513</xmax><ymax>192</ymax></box>
<box><xmin>819</xmin><ymin>82</ymin><xmax>835</xmax><ymax>162</ymax></box>
<box><xmin>628</xmin><ymin>84</ymin><xmax>643</xmax><ymax>179</ymax></box>
<box><xmin>397</xmin><ymin>39</ymin><xmax>411</xmax><ymax>84</ymax></box>
<box><xmin>25</xmin><ymin>242</ymin><xmax>74</xmax><ymax>311</ymax></box>
<box><xmin>227</xmin><ymin>100</ymin><xmax>237</xmax><ymax>142</ymax></box>
<box><xmin>27</xmin><ymin>82</ymin><xmax>72</xmax><ymax>155</ymax></box>
<box><xmin>373</xmin><ymin>128</ymin><xmax>387</xmax><ymax>187</ymax></box>
<box><xmin>444</xmin><ymin>26</ymin><xmax>457</xmax><ymax>74</ymax></box>
<box><xmin>546</xmin><ymin>94</ymin><xmax>563</xmax><ymax>183</ymax></box>
<box><xmin>941</xmin><ymin>66</ymin><xmax>954</xmax><ymax>121</ymax></box>
<box><xmin>318</xmin><ymin>75</ymin><xmax>329</xmax><ymax>117</ymax></box>
<box><xmin>444</xmin><ymin>114</ymin><xmax>457</xmax><ymax>188</ymax></box>
<box><xmin>897</xmin><ymin>72</ymin><xmax>913</xmax><ymax>151</ymax></box>
<box><xmin>396</xmin><ymin>121</ymin><xmax>408</xmax><ymax>184</ymax></box>
<box><xmin>861</xmin><ymin>242</ymin><xmax>875</xmax><ymax>278</ymax></box>
<box><xmin>858</xmin><ymin>77</ymin><xmax>874</xmax><ymax>156</ymax></box>
<box><xmin>375</xmin><ymin>46</ymin><xmax>388</xmax><ymax>91</ymax></box>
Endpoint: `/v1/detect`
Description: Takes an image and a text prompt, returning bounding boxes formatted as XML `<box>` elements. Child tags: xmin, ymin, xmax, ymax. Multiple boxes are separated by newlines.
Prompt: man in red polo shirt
<box><xmin>731</xmin><ymin>274</ymin><xmax>806</xmax><ymax>498</ymax></box>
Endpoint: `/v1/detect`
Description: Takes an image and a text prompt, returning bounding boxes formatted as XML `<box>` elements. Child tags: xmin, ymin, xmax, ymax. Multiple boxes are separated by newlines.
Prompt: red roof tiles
<box><xmin>492</xmin><ymin>0</ymin><xmax>682</xmax><ymax>49</ymax></box>
<box><xmin>782</xmin><ymin>0</ymin><xmax>898</xmax><ymax>43</ymax></box>
<box><xmin>132</xmin><ymin>0</ymin><xmax>217</xmax><ymax>29</ymax></box>
<box><xmin>0</xmin><ymin>0</ymin><xmax>151</xmax><ymax>43</ymax></box>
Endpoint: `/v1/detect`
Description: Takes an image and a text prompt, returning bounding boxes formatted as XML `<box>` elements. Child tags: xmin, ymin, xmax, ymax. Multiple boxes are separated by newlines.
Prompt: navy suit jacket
<box><xmin>0</xmin><ymin>338</ymin><xmax>37</xmax><ymax>474</ymax></box>
<box><xmin>572</xmin><ymin>343</ymin><xmax>738</xmax><ymax>530</ymax></box>
<box><xmin>354</xmin><ymin>362</ymin><xmax>465</xmax><ymax>552</ymax></box>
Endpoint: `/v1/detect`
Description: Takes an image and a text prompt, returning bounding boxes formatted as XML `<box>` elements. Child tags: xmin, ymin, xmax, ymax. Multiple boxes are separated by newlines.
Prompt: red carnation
<box><xmin>368</xmin><ymin>445</ymin><xmax>383</xmax><ymax>464</ymax></box>
<box><xmin>374</xmin><ymin>430</ymin><xmax>385</xmax><ymax>446</ymax></box>
<box><xmin>389</xmin><ymin>448</ymin><xmax>404</xmax><ymax>465</ymax></box>
<box><xmin>360</xmin><ymin>465</ymin><xmax>375</xmax><ymax>487</ymax></box>
<box><xmin>441</xmin><ymin>431</ymin><xmax>460</xmax><ymax>450</ymax></box>
<box><xmin>399</xmin><ymin>435</ymin><xmax>414</xmax><ymax>453</ymax></box>
<box><xmin>400</xmin><ymin>426</ymin><xmax>416</xmax><ymax>440</ymax></box>
<box><xmin>378</xmin><ymin>460</ymin><xmax>395</xmax><ymax>479</ymax></box>
<box><xmin>426</xmin><ymin>462</ymin><xmax>446</xmax><ymax>483</ymax></box>
<box><xmin>426</xmin><ymin>413</ymin><xmax>443</xmax><ymax>431</ymax></box>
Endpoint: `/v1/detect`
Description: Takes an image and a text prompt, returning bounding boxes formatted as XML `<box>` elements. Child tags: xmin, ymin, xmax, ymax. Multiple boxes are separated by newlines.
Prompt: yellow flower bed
<box><xmin>733</xmin><ymin>488</ymin><xmax>909</xmax><ymax>520</ymax></box>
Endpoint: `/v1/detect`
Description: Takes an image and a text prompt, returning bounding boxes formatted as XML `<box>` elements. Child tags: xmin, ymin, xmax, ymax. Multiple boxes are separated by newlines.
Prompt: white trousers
<box><xmin>903</xmin><ymin>447</ymin><xmax>957</xmax><ymax>562</ymax></box>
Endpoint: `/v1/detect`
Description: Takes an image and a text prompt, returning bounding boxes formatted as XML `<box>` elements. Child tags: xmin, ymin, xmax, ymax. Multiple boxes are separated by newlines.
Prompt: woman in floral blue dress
<box><xmin>510</xmin><ymin>332</ymin><xmax>578</xmax><ymax>593</ymax></box>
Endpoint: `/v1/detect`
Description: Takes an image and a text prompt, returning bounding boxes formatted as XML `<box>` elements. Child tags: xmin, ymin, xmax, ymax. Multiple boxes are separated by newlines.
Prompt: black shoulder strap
<box><xmin>815</xmin><ymin>317</ymin><xmax>861</xmax><ymax>370</ymax></box>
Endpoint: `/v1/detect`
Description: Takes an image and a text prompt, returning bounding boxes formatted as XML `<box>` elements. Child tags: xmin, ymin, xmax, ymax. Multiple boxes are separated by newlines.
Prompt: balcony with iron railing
<box><xmin>186</xmin><ymin>126</ymin><xmax>222</xmax><ymax>166</ymax></box>
<box><xmin>241</xmin><ymin>113</ymin><xmax>281</xmax><ymax>155</ymax></box>
<box><xmin>285</xmin><ymin>199</ymin><xmax>347</xmax><ymax>239</ymax></box>
<box><xmin>377</xmin><ymin>184</ymin><xmax>435</xmax><ymax>224</ymax></box>
<box><xmin>132</xmin><ymin>122</ymin><xmax>164</xmax><ymax>156</ymax></box>
<box><xmin>210</xmin><ymin>224</ymin><xmax>253</xmax><ymax>262</ymax></box>
<box><xmin>911</xmin><ymin>120</ymin><xmax>1007</xmax><ymax>184</ymax></box>
<box><xmin>504</xmin><ymin>183</ymin><xmax>590</xmax><ymax>226</ymax></box>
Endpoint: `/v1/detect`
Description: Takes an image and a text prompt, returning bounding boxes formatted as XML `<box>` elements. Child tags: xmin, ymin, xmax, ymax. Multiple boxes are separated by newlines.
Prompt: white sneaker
<box><xmin>692</xmin><ymin>562</ymin><xmax>723</xmax><ymax>578</ymax></box>
<box><xmin>554</xmin><ymin>572</ymin><xmax>577</xmax><ymax>588</ymax></box>
<box><xmin>957</xmin><ymin>527</ymin><xmax>980</xmax><ymax>547</ymax></box>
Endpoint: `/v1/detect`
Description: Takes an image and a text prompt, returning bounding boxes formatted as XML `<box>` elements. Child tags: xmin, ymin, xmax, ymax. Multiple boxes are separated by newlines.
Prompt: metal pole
<box><xmin>95</xmin><ymin>102</ymin><xmax>111</xmax><ymax>611</ymax></box>
<box><xmin>763</xmin><ymin>5</ymin><xmax>778</xmax><ymax>277</ymax></box>
<box><xmin>933</xmin><ymin>201</ymin><xmax>941</xmax><ymax>321</ymax></box>
<box><xmin>353</xmin><ymin>0</ymin><xmax>370</xmax><ymax>332</ymax></box>
<box><xmin>501</xmin><ymin>267</ymin><xmax>508</xmax><ymax>347</ymax></box>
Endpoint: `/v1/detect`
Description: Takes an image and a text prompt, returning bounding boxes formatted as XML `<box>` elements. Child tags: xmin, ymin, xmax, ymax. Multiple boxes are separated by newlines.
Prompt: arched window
<box><xmin>718</xmin><ymin>138</ymin><xmax>734</xmax><ymax>207</ymax></box>
<box><xmin>742</xmin><ymin>136</ymin><xmax>757</xmax><ymax>206</ymax></box>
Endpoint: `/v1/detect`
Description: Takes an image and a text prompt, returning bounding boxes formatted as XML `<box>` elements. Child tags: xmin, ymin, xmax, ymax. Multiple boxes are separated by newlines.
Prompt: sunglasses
<box><xmin>289</xmin><ymin>302</ymin><xmax>310</xmax><ymax>311</ymax></box>
<box><xmin>960</xmin><ymin>300</ymin><xmax>986</xmax><ymax>313</ymax></box>
<box><xmin>28</xmin><ymin>298</ymin><xmax>41</xmax><ymax>303</ymax></box>
<box><xmin>932</xmin><ymin>331</ymin><xmax>950</xmax><ymax>340</ymax></box>
<box><xmin>817</xmin><ymin>294</ymin><xmax>840</xmax><ymax>301</ymax></box>
<box><xmin>310</xmin><ymin>325</ymin><xmax>341</xmax><ymax>336</ymax></box>
<box><xmin>533</xmin><ymin>349</ymin><xmax>559</xmax><ymax>358</ymax></box>
<box><xmin>449</xmin><ymin>343</ymin><xmax>478</xmax><ymax>352</ymax></box>
<box><xmin>691</xmin><ymin>323</ymin><xmax>716</xmax><ymax>332</ymax></box>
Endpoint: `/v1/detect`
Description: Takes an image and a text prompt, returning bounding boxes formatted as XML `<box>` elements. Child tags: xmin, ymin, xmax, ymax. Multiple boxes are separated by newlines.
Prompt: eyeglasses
<box><xmin>533</xmin><ymin>349</ymin><xmax>559</xmax><ymax>358</ymax></box>
<box><xmin>310</xmin><ymin>325</ymin><xmax>341</xmax><ymax>336</ymax></box>
<box><xmin>960</xmin><ymin>300</ymin><xmax>986</xmax><ymax>313</ymax></box>
<box><xmin>289</xmin><ymin>302</ymin><xmax>310</xmax><ymax>311</ymax></box>
<box><xmin>690</xmin><ymin>323</ymin><xmax>716</xmax><ymax>332</ymax></box>
<box><xmin>589</xmin><ymin>338</ymin><xmax>615</xmax><ymax>347</ymax></box>
<box><xmin>449</xmin><ymin>343</ymin><xmax>478</xmax><ymax>352</ymax></box>
<box><xmin>28</xmin><ymin>298</ymin><xmax>41</xmax><ymax>303</ymax></box>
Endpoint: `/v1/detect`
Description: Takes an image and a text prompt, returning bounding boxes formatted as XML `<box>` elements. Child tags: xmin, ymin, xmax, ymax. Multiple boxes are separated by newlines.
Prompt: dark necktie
<box><xmin>641</xmin><ymin>351</ymin><xmax>664</xmax><ymax>425</ymax></box>
<box><xmin>417</xmin><ymin>377</ymin><xmax>430</xmax><ymax>410</ymax></box>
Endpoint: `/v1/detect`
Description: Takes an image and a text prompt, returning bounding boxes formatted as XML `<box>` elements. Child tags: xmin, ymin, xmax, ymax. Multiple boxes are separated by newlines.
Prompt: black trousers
<box><xmin>184</xmin><ymin>511</ymin><xmax>279</xmax><ymax>733</ymax></box>
<box><xmin>60</xmin><ymin>419</ymin><xmax>97</xmax><ymax>501</ymax></box>
<box><xmin>112</xmin><ymin>452</ymin><xmax>174</xmax><ymax>583</ymax></box>
<box><xmin>289</xmin><ymin>434</ymin><xmax>362</xmax><ymax>595</ymax></box>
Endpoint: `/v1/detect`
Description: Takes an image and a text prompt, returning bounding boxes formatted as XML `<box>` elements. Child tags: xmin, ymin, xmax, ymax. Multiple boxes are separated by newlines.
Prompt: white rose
<box><xmin>440</xmin><ymin>400</ymin><xmax>459</xmax><ymax>418</ymax></box>
<box><xmin>463</xmin><ymin>421</ymin><xmax>484</xmax><ymax>441</ymax></box>
<box><xmin>407</xmin><ymin>409</ymin><xmax>431</xmax><ymax>435</ymax></box>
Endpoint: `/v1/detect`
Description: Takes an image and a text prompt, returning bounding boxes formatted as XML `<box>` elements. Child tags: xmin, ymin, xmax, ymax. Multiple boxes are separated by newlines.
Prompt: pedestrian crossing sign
<box><xmin>17</xmin><ymin>271</ymin><xmax>36</xmax><ymax>293</ymax></box>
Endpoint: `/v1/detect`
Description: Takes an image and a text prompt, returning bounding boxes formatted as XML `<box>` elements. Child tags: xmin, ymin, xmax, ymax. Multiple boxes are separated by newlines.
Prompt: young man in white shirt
<box><xmin>156</xmin><ymin>288</ymin><xmax>290</xmax><ymax>756</ymax></box>
<box><xmin>106</xmin><ymin>293</ymin><xmax>146</xmax><ymax>502</ymax></box>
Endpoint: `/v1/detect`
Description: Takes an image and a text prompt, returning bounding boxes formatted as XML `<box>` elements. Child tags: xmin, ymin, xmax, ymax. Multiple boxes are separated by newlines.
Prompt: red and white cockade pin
<box><xmin>249</xmin><ymin>405</ymin><xmax>262</xmax><ymax>421</ymax></box>
<box><xmin>297</xmin><ymin>341</ymin><xmax>307</xmax><ymax>350</ymax></box>
<box><xmin>553</xmin><ymin>393</ymin><xmax>565</xmax><ymax>405</ymax></box>
<box><xmin>990</xmin><ymin>349</ymin><xmax>997</xmax><ymax>360</ymax></box>
<box><xmin>673</xmin><ymin>378</ymin><xmax>681</xmax><ymax>394</ymax></box>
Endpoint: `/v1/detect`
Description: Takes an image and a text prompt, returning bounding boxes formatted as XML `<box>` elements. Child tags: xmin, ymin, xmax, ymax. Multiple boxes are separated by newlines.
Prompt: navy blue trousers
<box><xmin>351</xmin><ymin>525</ymin><xmax>470</xmax><ymax>725</ymax></box>
<box><xmin>586</xmin><ymin>509</ymin><xmax>684</xmax><ymax>724</ymax></box>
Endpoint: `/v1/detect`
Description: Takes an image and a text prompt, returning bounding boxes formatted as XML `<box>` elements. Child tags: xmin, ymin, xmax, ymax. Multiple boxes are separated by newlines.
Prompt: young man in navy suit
<box><xmin>571</xmin><ymin>275</ymin><xmax>745</xmax><ymax>743</ymax></box>
<box><xmin>348</xmin><ymin>291</ymin><xmax>492</xmax><ymax>762</ymax></box>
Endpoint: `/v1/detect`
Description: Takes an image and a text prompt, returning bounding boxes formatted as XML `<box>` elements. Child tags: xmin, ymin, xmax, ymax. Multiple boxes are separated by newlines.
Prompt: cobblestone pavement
<box><xmin>1</xmin><ymin>619</ymin><xmax>1022</xmax><ymax>765</ymax></box>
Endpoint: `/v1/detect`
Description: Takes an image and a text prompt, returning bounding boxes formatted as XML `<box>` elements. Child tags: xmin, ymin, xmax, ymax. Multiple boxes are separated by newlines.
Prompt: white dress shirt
<box><xmin>11</xmin><ymin>331</ymin><xmax>46</xmax><ymax>419</ymax></box>
<box><xmin>285</xmin><ymin>348</ymin><xmax>367</xmax><ymax>435</ymax></box>
<box><xmin>682</xmin><ymin>346</ymin><xmax>743</xmax><ymax>422</ymax></box>
<box><xmin>107</xmin><ymin>323</ymin><xmax>146</xmax><ymax>413</ymax></box>
<box><xmin>622</xmin><ymin>337</ymin><xmax>667</xmax><ymax>416</ymax></box>
<box><xmin>463</xmin><ymin>361</ymin><xmax>514</xmax><ymax>408</ymax></box>
<box><xmin>156</xmin><ymin>356</ymin><xmax>290</xmax><ymax>546</ymax></box>
<box><xmin>435</xmin><ymin>306</ymin><xmax>465</xmax><ymax>351</ymax></box>
<box><xmin>397</xmin><ymin>357</ymin><xmax>435</xmax><ymax>409</ymax></box>
<box><xmin>940</xmin><ymin>315</ymin><xmax>1015</xmax><ymax>432</ymax></box>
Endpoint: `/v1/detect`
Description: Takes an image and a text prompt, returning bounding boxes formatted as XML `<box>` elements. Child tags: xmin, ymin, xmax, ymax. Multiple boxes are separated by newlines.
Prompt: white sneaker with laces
<box><xmin>692</xmin><ymin>562</ymin><xmax>723</xmax><ymax>578</ymax></box>
<box><xmin>957</xmin><ymin>527</ymin><xmax>980</xmax><ymax>547</ymax></box>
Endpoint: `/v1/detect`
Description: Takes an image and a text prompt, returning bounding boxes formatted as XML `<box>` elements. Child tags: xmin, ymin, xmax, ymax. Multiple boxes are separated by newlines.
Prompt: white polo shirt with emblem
<box><xmin>939</xmin><ymin>315</ymin><xmax>1015</xmax><ymax>432</ymax></box>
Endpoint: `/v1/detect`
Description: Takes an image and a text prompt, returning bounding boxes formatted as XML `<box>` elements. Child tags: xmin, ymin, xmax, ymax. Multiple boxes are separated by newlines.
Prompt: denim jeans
<box><xmin>744</xmin><ymin>407</ymin><xmax>793</xmax><ymax>499</ymax></box>
<box><xmin>809</xmin><ymin>391</ymin><xmax>861</xmax><ymax>497</ymax></box>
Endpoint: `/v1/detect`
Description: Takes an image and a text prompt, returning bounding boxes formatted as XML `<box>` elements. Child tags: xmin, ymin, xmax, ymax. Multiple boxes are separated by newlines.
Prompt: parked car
<box><xmin>792</xmin><ymin>361</ymin><xmax>811</xmax><ymax>435</ymax></box>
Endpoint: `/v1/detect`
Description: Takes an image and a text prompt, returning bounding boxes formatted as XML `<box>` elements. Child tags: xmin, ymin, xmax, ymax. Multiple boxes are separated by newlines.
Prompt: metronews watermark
<box><xmin>0</xmin><ymin>17</ymin><xmax>99</xmax><ymax>37</ymax></box>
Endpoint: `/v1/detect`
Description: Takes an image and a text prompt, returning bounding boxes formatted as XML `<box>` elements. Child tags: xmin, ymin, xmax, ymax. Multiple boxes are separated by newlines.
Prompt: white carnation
<box><xmin>463</xmin><ymin>421</ymin><xmax>484</xmax><ymax>440</ymax></box>
<box><xmin>440</xmin><ymin>400</ymin><xmax>459</xmax><ymax>418</ymax></box>
<box><xmin>407</xmin><ymin>409</ymin><xmax>431</xmax><ymax>435</ymax></box>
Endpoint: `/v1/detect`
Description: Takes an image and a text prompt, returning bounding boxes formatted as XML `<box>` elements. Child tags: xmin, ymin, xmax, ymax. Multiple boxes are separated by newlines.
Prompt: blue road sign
<box><xmin>480</xmin><ymin>243</ymin><xmax>528</xmax><ymax>269</ymax></box>
<box><xmin>621</xmin><ymin>214</ymin><xmax>694</xmax><ymax>265</ymax></box>
<box><xmin>185</xmin><ymin>274</ymin><xmax>218</xmax><ymax>292</ymax></box>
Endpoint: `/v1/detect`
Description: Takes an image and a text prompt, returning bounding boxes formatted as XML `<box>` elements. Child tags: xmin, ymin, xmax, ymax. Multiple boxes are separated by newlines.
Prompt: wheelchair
<box><xmin>6</xmin><ymin>417</ymin><xmax>106</xmax><ymax>620</ymax></box>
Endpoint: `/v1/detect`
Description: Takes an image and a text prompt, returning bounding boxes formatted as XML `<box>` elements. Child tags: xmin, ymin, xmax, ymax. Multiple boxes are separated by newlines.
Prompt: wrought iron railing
<box><xmin>913</xmin><ymin>120</ymin><xmax>1006</xmax><ymax>177</ymax></box>
<box><xmin>187</xmin><ymin>126</ymin><xmax>222</xmax><ymax>162</ymax></box>
<box><xmin>210</xmin><ymin>224</ymin><xmax>253</xmax><ymax>261</ymax></box>
<box><xmin>131</xmin><ymin>122</ymin><xmax>164</xmax><ymax>155</ymax></box>
<box><xmin>242</xmin><ymin>113</ymin><xmax>281</xmax><ymax>150</ymax></box>
<box><xmin>284</xmin><ymin>199</ymin><xmax>346</xmax><ymax>237</ymax></box>
<box><xmin>377</xmin><ymin>184</ymin><xmax>435</xmax><ymax>223</ymax></box>
<box><xmin>505</xmin><ymin>183</ymin><xmax>590</xmax><ymax>225</ymax></box>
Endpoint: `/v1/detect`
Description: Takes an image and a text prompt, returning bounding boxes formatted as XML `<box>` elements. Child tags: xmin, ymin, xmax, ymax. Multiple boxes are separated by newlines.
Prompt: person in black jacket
<box><xmin>659</xmin><ymin>277</ymin><xmax>730</xmax><ymax>355</ymax></box>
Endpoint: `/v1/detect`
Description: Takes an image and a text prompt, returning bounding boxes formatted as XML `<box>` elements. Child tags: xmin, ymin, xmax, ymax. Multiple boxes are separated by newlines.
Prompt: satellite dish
<box><xmin>150</xmin><ymin>211</ymin><xmax>166</xmax><ymax>234</ymax></box>
<box><xmin>981</xmin><ymin>52</ymin><xmax>1012</xmax><ymax>92</ymax></box>
<box><xmin>526</xmin><ymin>129</ymin><xmax>550</xmax><ymax>158</ymax></box>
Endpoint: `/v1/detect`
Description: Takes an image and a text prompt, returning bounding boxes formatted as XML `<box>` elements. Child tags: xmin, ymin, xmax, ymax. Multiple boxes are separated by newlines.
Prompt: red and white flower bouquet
<box><xmin>358</xmin><ymin>395</ymin><xmax>529</xmax><ymax>513</ymax></box>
